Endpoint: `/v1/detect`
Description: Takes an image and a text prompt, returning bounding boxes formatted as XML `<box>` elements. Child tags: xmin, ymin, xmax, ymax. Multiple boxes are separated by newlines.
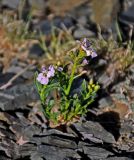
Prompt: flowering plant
<box><xmin>35</xmin><ymin>38</ymin><xmax>100</xmax><ymax>127</ymax></box>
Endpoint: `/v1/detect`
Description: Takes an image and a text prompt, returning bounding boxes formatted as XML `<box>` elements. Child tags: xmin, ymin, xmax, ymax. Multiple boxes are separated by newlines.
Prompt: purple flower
<box><xmin>88</xmin><ymin>48</ymin><xmax>97</xmax><ymax>58</ymax></box>
<box><xmin>37</xmin><ymin>73</ymin><xmax>49</xmax><ymax>85</ymax></box>
<box><xmin>41</xmin><ymin>66</ymin><xmax>47</xmax><ymax>73</ymax></box>
<box><xmin>80</xmin><ymin>38</ymin><xmax>97</xmax><ymax>58</ymax></box>
<box><xmin>82</xmin><ymin>59</ymin><xmax>88</xmax><ymax>65</ymax></box>
<box><xmin>81</xmin><ymin>38</ymin><xmax>91</xmax><ymax>51</ymax></box>
<box><xmin>47</xmin><ymin>65</ymin><xmax>55</xmax><ymax>78</ymax></box>
<box><xmin>37</xmin><ymin>65</ymin><xmax>55</xmax><ymax>85</ymax></box>
<box><xmin>57</xmin><ymin>67</ymin><xmax>63</xmax><ymax>72</ymax></box>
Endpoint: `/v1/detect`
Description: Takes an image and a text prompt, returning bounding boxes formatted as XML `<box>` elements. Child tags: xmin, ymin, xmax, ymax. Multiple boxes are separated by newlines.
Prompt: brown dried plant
<box><xmin>0</xmin><ymin>10</ymin><xmax>36</xmax><ymax>73</ymax></box>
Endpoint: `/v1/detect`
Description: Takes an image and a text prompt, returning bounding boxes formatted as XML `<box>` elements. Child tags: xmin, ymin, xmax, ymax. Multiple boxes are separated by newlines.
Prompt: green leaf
<box><xmin>81</xmin><ymin>79</ymin><xmax>87</xmax><ymax>94</ymax></box>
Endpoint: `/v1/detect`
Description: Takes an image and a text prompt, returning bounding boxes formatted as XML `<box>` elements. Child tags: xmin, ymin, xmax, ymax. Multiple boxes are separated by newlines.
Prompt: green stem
<box><xmin>65</xmin><ymin>59</ymin><xmax>77</xmax><ymax>95</ymax></box>
<box><xmin>40</xmin><ymin>85</ymin><xmax>47</xmax><ymax>104</ymax></box>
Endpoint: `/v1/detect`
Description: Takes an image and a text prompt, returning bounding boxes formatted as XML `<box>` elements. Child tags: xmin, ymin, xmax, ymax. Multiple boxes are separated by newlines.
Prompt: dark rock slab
<box><xmin>31</xmin><ymin>135</ymin><xmax>77</xmax><ymax>149</ymax></box>
<box><xmin>0</xmin><ymin>139</ymin><xmax>19</xmax><ymax>158</ymax></box>
<box><xmin>78</xmin><ymin>141</ymin><xmax>113</xmax><ymax>160</ymax></box>
<box><xmin>18</xmin><ymin>143</ymin><xmax>37</xmax><ymax>158</ymax></box>
<box><xmin>106</xmin><ymin>157</ymin><xmax>133</xmax><ymax>160</ymax></box>
<box><xmin>0</xmin><ymin>83</ymin><xmax>39</xmax><ymax>111</ymax></box>
<box><xmin>0</xmin><ymin>156</ymin><xmax>11</xmax><ymax>160</ymax></box>
<box><xmin>41</xmin><ymin>128</ymin><xmax>75</xmax><ymax>138</ymax></box>
<box><xmin>36</xmin><ymin>144</ymin><xmax>80</xmax><ymax>160</ymax></box>
<box><xmin>71</xmin><ymin>121</ymin><xmax>115</xmax><ymax>144</ymax></box>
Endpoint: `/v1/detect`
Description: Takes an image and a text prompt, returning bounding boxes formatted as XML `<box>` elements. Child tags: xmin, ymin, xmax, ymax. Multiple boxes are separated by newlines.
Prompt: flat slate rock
<box><xmin>85</xmin><ymin>147</ymin><xmax>113</xmax><ymax>160</ymax></box>
<box><xmin>0</xmin><ymin>83</ymin><xmax>39</xmax><ymax>111</ymax></box>
<box><xmin>71</xmin><ymin>121</ymin><xmax>116</xmax><ymax>144</ymax></box>
<box><xmin>31</xmin><ymin>135</ymin><xmax>77</xmax><ymax>149</ymax></box>
<box><xmin>36</xmin><ymin>144</ymin><xmax>80</xmax><ymax>160</ymax></box>
<box><xmin>78</xmin><ymin>141</ymin><xmax>113</xmax><ymax>160</ymax></box>
<box><xmin>106</xmin><ymin>157</ymin><xmax>134</xmax><ymax>160</ymax></box>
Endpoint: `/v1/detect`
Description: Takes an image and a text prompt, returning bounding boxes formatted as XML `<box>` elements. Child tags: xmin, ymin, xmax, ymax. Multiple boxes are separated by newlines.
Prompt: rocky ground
<box><xmin>0</xmin><ymin>0</ymin><xmax>134</xmax><ymax>160</ymax></box>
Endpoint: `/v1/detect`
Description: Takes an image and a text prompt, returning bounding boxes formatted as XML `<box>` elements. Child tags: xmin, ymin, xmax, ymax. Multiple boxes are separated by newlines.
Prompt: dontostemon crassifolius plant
<box><xmin>35</xmin><ymin>38</ymin><xmax>100</xmax><ymax>127</ymax></box>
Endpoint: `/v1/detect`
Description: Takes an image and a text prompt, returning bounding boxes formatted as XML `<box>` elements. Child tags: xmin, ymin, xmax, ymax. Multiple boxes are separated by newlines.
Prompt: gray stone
<box><xmin>73</xmin><ymin>27</ymin><xmax>95</xmax><ymax>39</ymax></box>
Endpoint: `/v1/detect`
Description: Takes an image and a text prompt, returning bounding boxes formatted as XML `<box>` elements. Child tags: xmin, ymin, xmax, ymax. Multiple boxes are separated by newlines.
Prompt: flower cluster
<box><xmin>37</xmin><ymin>65</ymin><xmax>55</xmax><ymax>85</ymax></box>
<box><xmin>35</xmin><ymin>38</ymin><xmax>99</xmax><ymax>127</ymax></box>
<box><xmin>80</xmin><ymin>38</ymin><xmax>97</xmax><ymax>58</ymax></box>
